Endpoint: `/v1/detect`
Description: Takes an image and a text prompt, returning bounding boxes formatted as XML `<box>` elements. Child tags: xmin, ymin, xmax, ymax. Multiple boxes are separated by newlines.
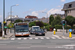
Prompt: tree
<box><xmin>65</xmin><ymin>15</ymin><xmax>75</xmax><ymax>29</ymax></box>
<box><xmin>51</xmin><ymin>15</ymin><xmax>62</xmax><ymax>27</ymax></box>
<box><xmin>49</xmin><ymin>15</ymin><xmax>54</xmax><ymax>25</ymax></box>
<box><xmin>29</xmin><ymin>21</ymin><xmax>36</xmax><ymax>27</ymax></box>
<box><xmin>14</xmin><ymin>19</ymin><xmax>23</xmax><ymax>23</ymax></box>
<box><xmin>35</xmin><ymin>21</ymin><xmax>44</xmax><ymax>27</ymax></box>
<box><xmin>7</xmin><ymin>23</ymin><xmax>14</xmax><ymax>28</ymax></box>
<box><xmin>43</xmin><ymin>23</ymin><xmax>49</xmax><ymax>26</ymax></box>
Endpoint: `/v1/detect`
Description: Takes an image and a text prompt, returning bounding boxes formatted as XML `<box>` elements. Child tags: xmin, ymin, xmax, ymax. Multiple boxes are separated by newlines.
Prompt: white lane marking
<box><xmin>72</xmin><ymin>37</ymin><xmax>75</xmax><ymax>39</ymax></box>
<box><xmin>17</xmin><ymin>47</ymin><xmax>30</xmax><ymax>49</ymax></box>
<box><xmin>23</xmin><ymin>38</ymin><xmax>27</xmax><ymax>40</ymax></box>
<box><xmin>29</xmin><ymin>38</ymin><xmax>33</xmax><ymax>39</ymax></box>
<box><xmin>40</xmin><ymin>37</ymin><xmax>44</xmax><ymax>39</ymax></box>
<box><xmin>63</xmin><ymin>44</ymin><xmax>75</xmax><ymax>47</ymax></box>
<box><xmin>35</xmin><ymin>38</ymin><xmax>38</xmax><ymax>39</ymax></box>
<box><xmin>51</xmin><ymin>37</ymin><xmax>56</xmax><ymax>39</ymax></box>
<box><xmin>11</xmin><ymin>38</ymin><xmax>15</xmax><ymax>40</ymax></box>
<box><xmin>17</xmin><ymin>38</ymin><xmax>21</xmax><ymax>40</ymax></box>
<box><xmin>46</xmin><ymin>37</ymin><xmax>50</xmax><ymax>39</ymax></box>
<box><xmin>53</xmin><ymin>35</ymin><xmax>61</xmax><ymax>39</ymax></box>
<box><xmin>62</xmin><ymin>36</ymin><xmax>66</xmax><ymax>39</ymax></box>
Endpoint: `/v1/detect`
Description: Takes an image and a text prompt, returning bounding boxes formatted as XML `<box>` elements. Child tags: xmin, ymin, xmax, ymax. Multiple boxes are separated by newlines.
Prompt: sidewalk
<box><xmin>5</xmin><ymin>33</ymin><xmax>13</xmax><ymax>38</ymax></box>
<box><xmin>0</xmin><ymin>33</ymin><xmax>13</xmax><ymax>40</ymax></box>
<box><xmin>54</xmin><ymin>32</ymin><xmax>75</xmax><ymax>39</ymax></box>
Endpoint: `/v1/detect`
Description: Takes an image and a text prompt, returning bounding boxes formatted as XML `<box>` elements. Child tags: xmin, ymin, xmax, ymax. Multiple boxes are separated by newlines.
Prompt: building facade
<box><xmin>52</xmin><ymin>14</ymin><xmax>65</xmax><ymax>19</ymax></box>
<box><xmin>40</xmin><ymin>17</ymin><xmax>49</xmax><ymax>23</ymax></box>
<box><xmin>25</xmin><ymin>15</ymin><xmax>38</xmax><ymax>19</ymax></box>
<box><xmin>62</xmin><ymin>1</ymin><xmax>75</xmax><ymax>17</ymax></box>
<box><xmin>25</xmin><ymin>15</ymin><xmax>40</xmax><ymax>22</ymax></box>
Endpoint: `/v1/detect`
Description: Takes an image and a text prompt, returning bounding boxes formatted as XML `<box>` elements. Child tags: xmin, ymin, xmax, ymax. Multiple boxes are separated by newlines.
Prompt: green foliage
<box><xmin>29</xmin><ymin>21</ymin><xmax>36</xmax><ymax>27</ymax></box>
<box><xmin>64</xmin><ymin>26</ymin><xmax>71</xmax><ymax>29</ymax></box>
<box><xmin>51</xmin><ymin>15</ymin><xmax>62</xmax><ymax>27</ymax></box>
<box><xmin>73</xmin><ymin>26</ymin><xmax>75</xmax><ymax>29</ymax></box>
<box><xmin>7</xmin><ymin>23</ymin><xmax>14</xmax><ymax>28</ymax></box>
<box><xmin>43</xmin><ymin>23</ymin><xmax>49</xmax><ymax>26</ymax></box>
<box><xmin>65</xmin><ymin>15</ymin><xmax>75</xmax><ymax>29</ymax></box>
<box><xmin>35</xmin><ymin>21</ymin><xmax>44</xmax><ymax>27</ymax></box>
<box><xmin>45</xmin><ymin>25</ymin><xmax>52</xmax><ymax>31</ymax></box>
<box><xmin>55</xmin><ymin>25</ymin><xmax>62</xmax><ymax>29</ymax></box>
<box><xmin>49</xmin><ymin>15</ymin><xmax>54</xmax><ymax>24</ymax></box>
<box><xmin>14</xmin><ymin>19</ymin><xmax>23</xmax><ymax>23</ymax></box>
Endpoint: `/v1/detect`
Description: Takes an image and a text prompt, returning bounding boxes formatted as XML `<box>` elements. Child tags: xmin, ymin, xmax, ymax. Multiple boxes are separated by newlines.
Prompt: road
<box><xmin>0</xmin><ymin>32</ymin><xmax>75</xmax><ymax>50</ymax></box>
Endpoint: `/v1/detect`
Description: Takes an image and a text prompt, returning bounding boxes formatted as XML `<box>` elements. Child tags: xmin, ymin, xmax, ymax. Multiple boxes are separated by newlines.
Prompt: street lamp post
<box><xmin>10</xmin><ymin>4</ymin><xmax>19</xmax><ymax>23</ymax></box>
<box><xmin>42</xmin><ymin>12</ymin><xmax>48</xmax><ymax>23</ymax></box>
<box><xmin>2</xmin><ymin>0</ymin><xmax>5</xmax><ymax>38</ymax></box>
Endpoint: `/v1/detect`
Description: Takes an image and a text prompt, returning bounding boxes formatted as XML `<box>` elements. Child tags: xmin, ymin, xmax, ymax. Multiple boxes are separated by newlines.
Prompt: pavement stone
<box><xmin>0</xmin><ymin>33</ymin><xmax>14</xmax><ymax>40</ymax></box>
<box><xmin>5</xmin><ymin>33</ymin><xmax>13</xmax><ymax>38</ymax></box>
<box><xmin>0</xmin><ymin>37</ymin><xmax>2</xmax><ymax>39</ymax></box>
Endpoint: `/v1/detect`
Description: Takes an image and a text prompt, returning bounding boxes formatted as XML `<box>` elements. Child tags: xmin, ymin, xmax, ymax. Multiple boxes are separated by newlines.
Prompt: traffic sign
<box><xmin>69</xmin><ymin>29</ymin><xmax>72</xmax><ymax>32</ymax></box>
<box><xmin>61</xmin><ymin>20</ymin><xmax>66</xmax><ymax>26</ymax></box>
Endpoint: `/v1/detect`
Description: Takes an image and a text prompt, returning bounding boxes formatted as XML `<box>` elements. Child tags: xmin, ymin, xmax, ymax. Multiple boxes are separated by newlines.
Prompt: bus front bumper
<box><xmin>15</xmin><ymin>34</ymin><xmax>29</xmax><ymax>36</ymax></box>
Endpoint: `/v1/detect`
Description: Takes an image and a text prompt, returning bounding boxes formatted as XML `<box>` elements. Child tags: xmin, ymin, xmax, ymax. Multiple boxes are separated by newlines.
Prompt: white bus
<box><xmin>14</xmin><ymin>22</ymin><xmax>30</xmax><ymax>37</ymax></box>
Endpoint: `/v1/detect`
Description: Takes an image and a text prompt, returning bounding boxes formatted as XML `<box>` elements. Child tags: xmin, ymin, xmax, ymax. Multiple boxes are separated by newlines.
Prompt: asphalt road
<box><xmin>0</xmin><ymin>32</ymin><xmax>75</xmax><ymax>50</ymax></box>
<box><xmin>0</xmin><ymin>39</ymin><xmax>75</xmax><ymax>50</ymax></box>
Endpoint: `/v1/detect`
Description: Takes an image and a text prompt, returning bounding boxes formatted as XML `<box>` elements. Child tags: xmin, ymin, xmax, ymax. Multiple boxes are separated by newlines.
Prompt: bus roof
<box><xmin>14</xmin><ymin>22</ymin><xmax>29</xmax><ymax>26</ymax></box>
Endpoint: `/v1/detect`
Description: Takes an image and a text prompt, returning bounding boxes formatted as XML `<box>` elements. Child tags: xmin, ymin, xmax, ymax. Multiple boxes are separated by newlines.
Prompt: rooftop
<box><xmin>62</xmin><ymin>1</ymin><xmax>75</xmax><ymax>11</ymax></box>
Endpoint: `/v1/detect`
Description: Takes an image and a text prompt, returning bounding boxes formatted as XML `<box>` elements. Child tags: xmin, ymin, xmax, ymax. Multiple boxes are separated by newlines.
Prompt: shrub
<box><xmin>43</xmin><ymin>23</ymin><xmax>49</xmax><ymax>26</ymax></box>
<box><xmin>73</xmin><ymin>26</ymin><xmax>75</xmax><ymax>29</ymax></box>
<box><xmin>55</xmin><ymin>25</ymin><xmax>62</xmax><ymax>29</ymax></box>
<box><xmin>45</xmin><ymin>25</ymin><xmax>52</xmax><ymax>31</ymax></box>
<box><xmin>29</xmin><ymin>22</ymin><xmax>36</xmax><ymax>27</ymax></box>
<box><xmin>64</xmin><ymin>25</ymin><xmax>71</xmax><ymax>29</ymax></box>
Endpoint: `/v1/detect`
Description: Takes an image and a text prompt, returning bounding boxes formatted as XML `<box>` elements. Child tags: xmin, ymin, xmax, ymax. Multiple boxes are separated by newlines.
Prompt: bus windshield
<box><xmin>15</xmin><ymin>25</ymin><xmax>29</xmax><ymax>32</ymax></box>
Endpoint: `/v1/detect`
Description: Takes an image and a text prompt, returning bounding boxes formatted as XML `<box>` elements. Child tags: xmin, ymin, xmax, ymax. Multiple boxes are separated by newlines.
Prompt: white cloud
<box><xmin>31</xmin><ymin>11</ymin><xmax>38</xmax><ymax>16</ymax></box>
<box><xmin>31</xmin><ymin>9</ymin><xmax>47</xmax><ymax>17</ymax></box>
<box><xmin>61</xmin><ymin>0</ymin><xmax>65</xmax><ymax>2</ymax></box>
<box><xmin>47</xmin><ymin>8</ymin><xmax>64</xmax><ymax>16</ymax></box>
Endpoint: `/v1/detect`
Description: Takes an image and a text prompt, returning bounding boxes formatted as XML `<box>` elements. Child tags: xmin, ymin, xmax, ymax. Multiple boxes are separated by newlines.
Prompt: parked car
<box><xmin>35</xmin><ymin>29</ymin><xmax>45</xmax><ymax>36</ymax></box>
<box><xmin>30</xmin><ymin>30</ymin><xmax>36</xmax><ymax>34</ymax></box>
<box><xmin>43</xmin><ymin>29</ymin><xmax>47</xmax><ymax>33</ymax></box>
<box><xmin>72</xmin><ymin>30</ymin><xmax>75</xmax><ymax>34</ymax></box>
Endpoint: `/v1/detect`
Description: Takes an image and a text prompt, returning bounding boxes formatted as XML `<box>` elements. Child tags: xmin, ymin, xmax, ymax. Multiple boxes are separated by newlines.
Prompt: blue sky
<box><xmin>0</xmin><ymin>0</ymin><xmax>75</xmax><ymax>22</ymax></box>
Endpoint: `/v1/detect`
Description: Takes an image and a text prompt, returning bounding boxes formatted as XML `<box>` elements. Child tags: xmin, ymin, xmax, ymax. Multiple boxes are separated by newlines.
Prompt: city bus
<box><xmin>14</xmin><ymin>22</ymin><xmax>30</xmax><ymax>37</ymax></box>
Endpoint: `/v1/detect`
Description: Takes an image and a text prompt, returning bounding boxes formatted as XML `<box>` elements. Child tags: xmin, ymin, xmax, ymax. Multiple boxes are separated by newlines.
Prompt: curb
<box><xmin>5</xmin><ymin>34</ymin><xmax>13</xmax><ymax>38</ymax></box>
